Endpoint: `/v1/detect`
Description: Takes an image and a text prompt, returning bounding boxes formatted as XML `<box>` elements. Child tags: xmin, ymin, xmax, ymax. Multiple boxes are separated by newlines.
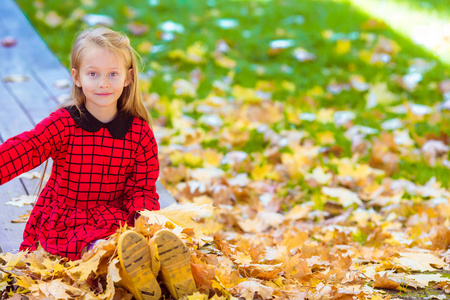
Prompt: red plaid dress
<box><xmin>0</xmin><ymin>106</ymin><xmax>159</xmax><ymax>260</ymax></box>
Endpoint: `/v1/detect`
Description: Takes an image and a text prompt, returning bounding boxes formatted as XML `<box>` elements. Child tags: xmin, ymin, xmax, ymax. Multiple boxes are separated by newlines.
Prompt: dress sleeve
<box><xmin>123</xmin><ymin>122</ymin><xmax>160</xmax><ymax>225</ymax></box>
<box><xmin>0</xmin><ymin>110</ymin><xmax>66</xmax><ymax>185</ymax></box>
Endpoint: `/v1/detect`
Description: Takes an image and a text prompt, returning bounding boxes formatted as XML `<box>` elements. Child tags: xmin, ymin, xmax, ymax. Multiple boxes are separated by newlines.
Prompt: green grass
<box><xmin>16</xmin><ymin>0</ymin><xmax>450</xmax><ymax>186</ymax></box>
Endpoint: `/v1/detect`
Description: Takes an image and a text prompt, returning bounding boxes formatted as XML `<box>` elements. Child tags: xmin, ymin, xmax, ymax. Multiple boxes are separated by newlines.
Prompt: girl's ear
<box><xmin>125</xmin><ymin>68</ymin><xmax>133</xmax><ymax>87</ymax></box>
<box><xmin>71</xmin><ymin>68</ymin><xmax>80</xmax><ymax>87</ymax></box>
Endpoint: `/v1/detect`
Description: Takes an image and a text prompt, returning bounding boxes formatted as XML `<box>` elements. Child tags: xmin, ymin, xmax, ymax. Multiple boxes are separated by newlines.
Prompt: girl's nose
<box><xmin>98</xmin><ymin>77</ymin><xmax>110</xmax><ymax>88</ymax></box>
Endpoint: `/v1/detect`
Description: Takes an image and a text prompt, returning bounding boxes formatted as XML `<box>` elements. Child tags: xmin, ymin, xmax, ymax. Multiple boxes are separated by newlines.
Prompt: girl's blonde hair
<box><xmin>69</xmin><ymin>27</ymin><xmax>150</xmax><ymax>124</ymax></box>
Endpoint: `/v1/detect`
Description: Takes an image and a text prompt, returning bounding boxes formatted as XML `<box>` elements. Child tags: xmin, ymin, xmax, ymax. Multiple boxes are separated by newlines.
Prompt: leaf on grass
<box><xmin>393</xmin><ymin>251</ymin><xmax>446</xmax><ymax>272</ymax></box>
<box><xmin>405</xmin><ymin>273</ymin><xmax>450</xmax><ymax>288</ymax></box>
<box><xmin>44</xmin><ymin>11</ymin><xmax>63</xmax><ymax>27</ymax></box>
<box><xmin>322</xmin><ymin>187</ymin><xmax>362</xmax><ymax>207</ymax></box>
<box><xmin>127</xmin><ymin>22</ymin><xmax>149</xmax><ymax>36</ymax></box>
<box><xmin>82</xmin><ymin>14</ymin><xmax>114</xmax><ymax>27</ymax></box>
<box><xmin>285</xmin><ymin>204</ymin><xmax>312</xmax><ymax>221</ymax></box>
<box><xmin>373</xmin><ymin>272</ymin><xmax>400</xmax><ymax>290</ymax></box>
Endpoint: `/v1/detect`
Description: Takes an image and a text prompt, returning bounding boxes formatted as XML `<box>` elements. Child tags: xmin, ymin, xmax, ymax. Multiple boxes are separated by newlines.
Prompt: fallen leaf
<box><xmin>82</xmin><ymin>14</ymin><xmax>114</xmax><ymax>27</ymax></box>
<box><xmin>127</xmin><ymin>22</ymin><xmax>149</xmax><ymax>36</ymax></box>
<box><xmin>232</xmin><ymin>280</ymin><xmax>275</xmax><ymax>300</ymax></box>
<box><xmin>373</xmin><ymin>272</ymin><xmax>400</xmax><ymax>290</ymax></box>
<box><xmin>139</xmin><ymin>203</ymin><xmax>214</xmax><ymax>236</ymax></box>
<box><xmin>5</xmin><ymin>195</ymin><xmax>36</xmax><ymax>207</ymax></box>
<box><xmin>2</xmin><ymin>75</ymin><xmax>29</xmax><ymax>83</ymax></box>
<box><xmin>1</xmin><ymin>36</ymin><xmax>17</xmax><ymax>47</ymax></box>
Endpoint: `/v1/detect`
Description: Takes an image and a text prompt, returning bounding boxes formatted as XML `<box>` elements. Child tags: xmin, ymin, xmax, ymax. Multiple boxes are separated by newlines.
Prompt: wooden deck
<box><xmin>0</xmin><ymin>0</ymin><xmax>175</xmax><ymax>253</ymax></box>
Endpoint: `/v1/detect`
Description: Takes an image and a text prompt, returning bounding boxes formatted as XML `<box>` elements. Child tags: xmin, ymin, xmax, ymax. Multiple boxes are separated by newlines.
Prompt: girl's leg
<box><xmin>149</xmin><ymin>229</ymin><xmax>196</xmax><ymax>299</ymax></box>
<box><xmin>117</xmin><ymin>231</ymin><xmax>161</xmax><ymax>300</ymax></box>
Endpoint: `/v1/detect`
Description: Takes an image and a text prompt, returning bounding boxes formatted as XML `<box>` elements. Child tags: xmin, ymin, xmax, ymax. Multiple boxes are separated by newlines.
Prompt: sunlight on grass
<box><xmin>349</xmin><ymin>0</ymin><xmax>450</xmax><ymax>65</ymax></box>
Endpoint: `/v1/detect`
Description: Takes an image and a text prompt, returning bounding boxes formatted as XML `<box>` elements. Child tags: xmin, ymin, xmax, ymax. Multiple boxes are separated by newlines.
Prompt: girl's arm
<box><xmin>0</xmin><ymin>110</ymin><xmax>66</xmax><ymax>185</ymax></box>
<box><xmin>122</xmin><ymin>123</ymin><xmax>160</xmax><ymax>225</ymax></box>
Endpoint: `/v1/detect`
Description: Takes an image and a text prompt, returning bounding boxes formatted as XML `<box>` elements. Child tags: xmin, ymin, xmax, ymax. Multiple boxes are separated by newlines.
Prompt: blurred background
<box><xmin>15</xmin><ymin>0</ymin><xmax>450</xmax><ymax>194</ymax></box>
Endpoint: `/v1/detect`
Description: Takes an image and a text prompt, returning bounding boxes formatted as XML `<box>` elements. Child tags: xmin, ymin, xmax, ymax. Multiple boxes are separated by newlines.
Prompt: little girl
<box><xmin>0</xmin><ymin>27</ymin><xmax>195</xmax><ymax>299</ymax></box>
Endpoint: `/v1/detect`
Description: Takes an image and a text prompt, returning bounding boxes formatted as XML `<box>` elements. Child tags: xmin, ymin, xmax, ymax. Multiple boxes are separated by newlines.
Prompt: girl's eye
<box><xmin>89</xmin><ymin>72</ymin><xmax>97</xmax><ymax>77</ymax></box>
<box><xmin>110</xmin><ymin>72</ymin><xmax>118</xmax><ymax>77</ymax></box>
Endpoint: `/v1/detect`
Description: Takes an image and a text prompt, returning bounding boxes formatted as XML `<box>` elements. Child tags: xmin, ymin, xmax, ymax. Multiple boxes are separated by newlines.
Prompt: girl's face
<box><xmin>72</xmin><ymin>46</ymin><xmax>131</xmax><ymax>115</ymax></box>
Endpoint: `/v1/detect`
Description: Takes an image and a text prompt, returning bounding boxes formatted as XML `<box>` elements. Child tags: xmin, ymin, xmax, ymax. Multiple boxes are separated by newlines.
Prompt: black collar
<box><xmin>66</xmin><ymin>105</ymin><xmax>134</xmax><ymax>139</ymax></box>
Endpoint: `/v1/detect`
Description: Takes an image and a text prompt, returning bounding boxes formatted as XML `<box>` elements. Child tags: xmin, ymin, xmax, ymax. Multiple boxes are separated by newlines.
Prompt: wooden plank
<box><xmin>0</xmin><ymin>0</ymin><xmax>175</xmax><ymax>254</ymax></box>
<box><xmin>0</xmin><ymin>81</ymin><xmax>35</xmax><ymax>139</ymax></box>
<box><xmin>0</xmin><ymin>179</ymin><xmax>29</xmax><ymax>253</ymax></box>
<box><xmin>0</xmin><ymin>0</ymin><xmax>72</xmax><ymax>105</ymax></box>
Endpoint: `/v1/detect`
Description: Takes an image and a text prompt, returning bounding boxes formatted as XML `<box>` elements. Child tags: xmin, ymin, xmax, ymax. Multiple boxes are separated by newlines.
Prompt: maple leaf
<box><xmin>139</xmin><ymin>203</ymin><xmax>214</xmax><ymax>236</ymax></box>
<box><xmin>393</xmin><ymin>251</ymin><xmax>446</xmax><ymax>272</ymax></box>
<box><xmin>36</xmin><ymin>279</ymin><xmax>85</xmax><ymax>299</ymax></box>
<box><xmin>373</xmin><ymin>272</ymin><xmax>400</xmax><ymax>290</ymax></box>
<box><xmin>68</xmin><ymin>249</ymin><xmax>109</xmax><ymax>283</ymax></box>
<box><xmin>322</xmin><ymin>187</ymin><xmax>363</xmax><ymax>207</ymax></box>
<box><xmin>232</xmin><ymin>280</ymin><xmax>275</xmax><ymax>300</ymax></box>
<box><xmin>98</xmin><ymin>258</ymin><xmax>128</xmax><ymax>300</ymax></box>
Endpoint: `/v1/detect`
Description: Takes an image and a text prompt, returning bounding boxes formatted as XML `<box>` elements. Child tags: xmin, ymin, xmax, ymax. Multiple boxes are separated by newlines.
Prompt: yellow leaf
<box><xmin>251</xmin><ymin>163</ymin><xmax>277</xmax><ymax>181</ymax></box>
<box><xmin>322</xmin><ymin>30</ymin><xmax>333</xmax><ymax>40</ymax></box>
<box><xmin>3</xmin><ymin>251</ymin><xmax>27</xmax><ymax>269</ymax></box>
<box><xmin>173</xmin><ymin>79</ymin><xmax>197</xmax><ymax>97</ymax></box>
<box><xmin>231</xmin><ymin>252</ymin><xmax>253</xmax><ymax>265</ymax></box>
<box><xmin>281</xmin><ymin>80</ymin><xmax>296</xmax><ymax>92</ymax></box>
<box><xmin>202</xmin><ymin>149</ymin><xmax>222</xmax><ymax>167</ymax></box>
<box><xmin>140</xmin><ymin>203</ymin><xmax>214</xmax><ymax>236</ymax></box>
<box><xmin>285</xmin><ymin>106</ymin><xmax>300</xmax><ymax>125</ymax></box>
<box><xmin>99</xmin><ymin>258</ymin><xmax>123</xmax><ymax>299</ymax></box>
<box><xmin>321</xmin><ymin>187</ymin><xmax>363</xmax><ymax>207</ymax></box>
<box><xmin>38</xmin><ymin>279</ymin><xmax>85</xmax><ymax>299</ymax></box>
<box><xmin>15</xmin><ymin>275</ymin><xmax>34</xmax><ymax>289</ymax></box>
<box><xmin>183</xmin><ymin>152</ymin><xmax>203</xmax><ymax>168</ymax></box>
<box><xmin>215</xmin><ymin>265</ymin><xmax>246</xmax><ymax>289</ymax></box>
<box><xmin>187</xmin><ymin>42</ymin><xmax>207</xmax><ymax>64</ymax></box>
<box><xmin>317</xmin><ymin>131</ymin><xmax>335</xmax><ymax>145</ymax></box>
<box><xmin>317</xmin><ymin>108</ymin><xmax>334</xmax><ymax>123</ymax></box>
<box><xmin>187</xmin><ymin>292</ymin><xmax>209</xmax><ymax>300</ymax></box>
<box><xmin>366</xmin><ymin>82</ymin><xmax>398</xmax><ymax>106</ymax></box>
<box><xmin>393</xmin><ymin>251</ymin><xmax>446</xmax><ymax>272</ymax></box>
<box><xmin>68</xmin><ymin>249</ymin><xmax>107</xmax><ymax>283</ymax></box>
<box><xmin>285</xmin><ymin>204</ymin><xmax>312</xmax><ymax>221</ymax></box>
<box><xmin>232</xmin><ymin>280</ymin><xmax>275</xmax><ymax>300</ymax></box>
<box><xmin>358</xmin><ymin>49</ymin><xmax>372</xmax><ymax>63</ymax></box>
<box><xmin>335</xmin><ymin>39</ymin><xmax>351</xmax><ymax>55</ymax></box>
<box><xmin>231</xmin><ymin>85</ymin><xmax>260</xmax><ymax>103</ymax></box>
<box><xmin>304</xmin><ymin>166</ymin><xmax>332</xmax><ymax>185</ymax></box>
<box><xmin>308</xmin><ymin>85</ymin><xmax>325</xmax><ymax>98</ymax></box>
<box><xmin>215</xmin><ymin>55</ymin><xmax>237</xmax><ymax>69</ymax></box>
<box><xmin>137</xmin><ymin>41</ymin><xmax>153</xmax><ymax>54</ymax></box>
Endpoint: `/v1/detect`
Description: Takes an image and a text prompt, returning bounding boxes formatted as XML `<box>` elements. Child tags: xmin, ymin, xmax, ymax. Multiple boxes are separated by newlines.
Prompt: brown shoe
<box><xmin>150</xmin><ymin>230</ymin><xmax>196</xmax><ymax>299</ymax></box>
<box><xmin>118</xmin><ymin>230</ymin><xmax>161</xmax><ymax>300</ymax></box>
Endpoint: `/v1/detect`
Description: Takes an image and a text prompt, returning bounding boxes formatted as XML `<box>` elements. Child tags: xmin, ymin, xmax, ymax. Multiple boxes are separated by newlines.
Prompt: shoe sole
<box><xmin>153</xmin><ymin>230</ymin><xmax>196</xmax><ymax>299</ymax></box>
<box><xmin>118</xmin><ymin>231</ymin><xmax>161</xmax><ymax>300</ymax></box>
